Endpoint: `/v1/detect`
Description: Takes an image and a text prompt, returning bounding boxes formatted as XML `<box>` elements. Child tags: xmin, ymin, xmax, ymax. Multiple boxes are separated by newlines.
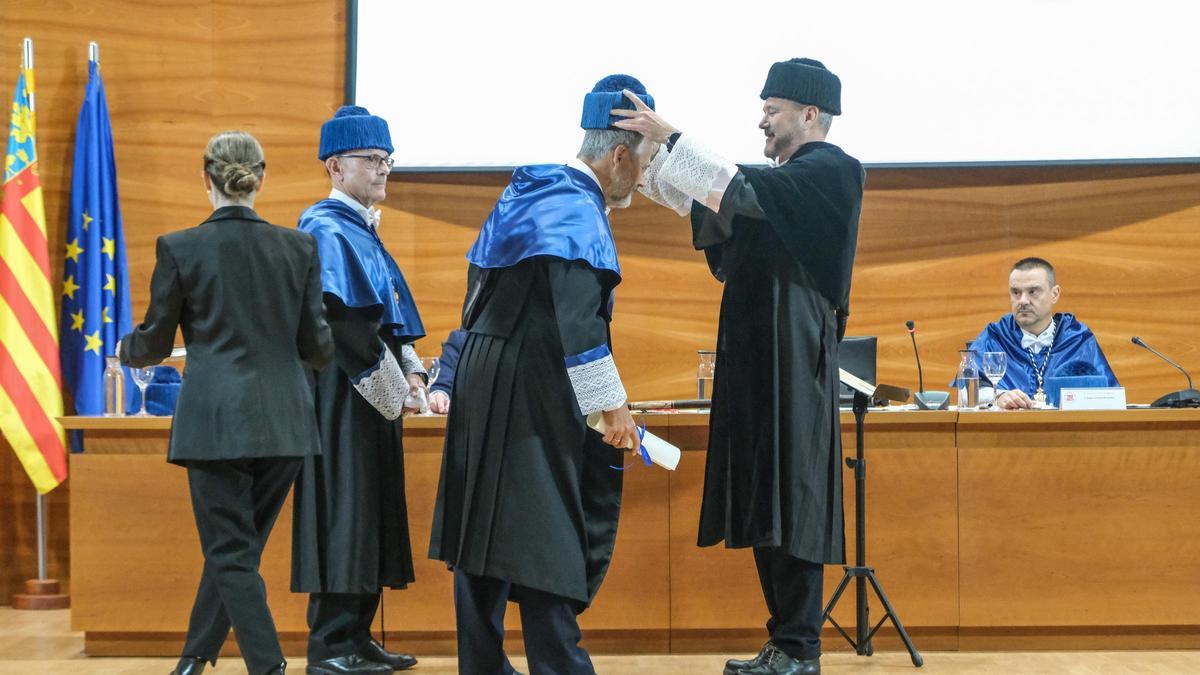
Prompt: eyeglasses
<box><xmin>337</xmin><ymin>154</ymin><xmax>395</xmax><ymax>170</ymax></box>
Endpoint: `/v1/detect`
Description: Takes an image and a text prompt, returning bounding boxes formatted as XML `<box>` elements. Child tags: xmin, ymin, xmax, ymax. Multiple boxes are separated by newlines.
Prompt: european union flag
<box><xmin>60</xmin><ymin>60</ymin><xmax>133</xmax><ymax>422</ymax></box>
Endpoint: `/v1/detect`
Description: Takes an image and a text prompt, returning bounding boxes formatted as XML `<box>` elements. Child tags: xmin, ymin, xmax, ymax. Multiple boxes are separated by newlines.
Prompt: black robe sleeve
<box><xmin>737</xmin><ymin>146</ymin><xmax>864</xmax><ymax>315</ymax></box>
<box><xmin>690</xmin><ymin>172</ymin><xmax>769</xmax><ymax>283</ymax></box>
<box><xmin>547</xmin><ymin>260</ymin><xmax>627</xmax><ymax>416</ymax></box>
<box><xmin>325</xmin><ymin>294</ymin><xmax>408</xmax><ymax>420</ymax></box>
<box><xmin>121</xmin><ymin>237</ymin><xmax>182</xmax><ymax>368</ymax></box>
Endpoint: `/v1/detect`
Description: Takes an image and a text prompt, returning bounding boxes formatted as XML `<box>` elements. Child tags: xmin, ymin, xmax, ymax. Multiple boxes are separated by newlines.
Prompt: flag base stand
<box><xmin>13</xmin><ymin>579</ymin><xmax>70</xmax><ymax>610</ymax></box>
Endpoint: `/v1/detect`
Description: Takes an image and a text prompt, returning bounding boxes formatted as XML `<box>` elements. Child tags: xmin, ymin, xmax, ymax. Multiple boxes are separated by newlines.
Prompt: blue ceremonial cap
<box><xmin>581</xmin><ymin>74</ymin><xmax>655</xmax><ymax>130</ymax></box>
<box><xmin>319</xmin><ymin>105</ymin><xmax>394</xmax><ymax>160</ymax></box>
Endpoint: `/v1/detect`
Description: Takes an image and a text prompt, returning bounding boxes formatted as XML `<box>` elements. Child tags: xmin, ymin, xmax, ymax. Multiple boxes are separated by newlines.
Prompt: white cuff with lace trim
<box><xmin>400</xmin><ymin>343</ymin><xmax>425</xmax><ymax>377</ymax></box>
<box><xmin>351</xmin><ymin>347</ymin><xmax>408</xmax><ymax>421</ymax></box>
<box><xmin>657</xmin><ymin>135</ymin><xmax>739</xmax><ymax>213</ymax></box>
<box><xmin>565</xmin><ymin>345</ymin><xmax>627</xmax><ymax>416</ymax></box>
<box><xmin>639</xmin><ymin>146</ymin><xmax>693</xmax><ymax>216</ymax></box>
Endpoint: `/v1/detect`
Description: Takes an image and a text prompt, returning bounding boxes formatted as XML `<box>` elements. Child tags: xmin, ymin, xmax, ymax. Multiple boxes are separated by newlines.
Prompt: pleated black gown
<box><xmin>429</xmin><ymin>257</ymin><xmax>624</xmax><ymax>605</ymax></box>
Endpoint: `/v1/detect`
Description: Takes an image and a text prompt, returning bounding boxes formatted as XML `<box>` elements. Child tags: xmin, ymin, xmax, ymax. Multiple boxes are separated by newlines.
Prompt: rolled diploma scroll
<box><xmin>586</xmin><ymin>412</ymin><xmax>681</xmax><ymax>471</ymax></box>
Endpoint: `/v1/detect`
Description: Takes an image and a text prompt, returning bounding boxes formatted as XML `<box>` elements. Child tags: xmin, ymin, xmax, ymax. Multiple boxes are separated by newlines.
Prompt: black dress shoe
<box><xmin>306</xmin><ymin>654</ymin><xmax>393</xmax><ymax>675</ymax></box>
<box><xmin>263</xmin><ymin>661</ymin><xmax>287</xmax><ymax>675</ymax></box>
<box><xmin>170</xmin><ymin>655</ymin><xmax>207</xmax><ymax>675</ymax></box>
<box><xmin>357</xmin><ymin>639</ymin><xmax>418</xmax><ymax>670</ymax></box>
<box><xmin>725</xmin><ymin>642</ymin><xmax>775</xmax><ymax>675</ymax></box>
<box><xmin>737</xmin><ymin>649</ymin><xmax>820</xmax><ymax>674</ymax></box>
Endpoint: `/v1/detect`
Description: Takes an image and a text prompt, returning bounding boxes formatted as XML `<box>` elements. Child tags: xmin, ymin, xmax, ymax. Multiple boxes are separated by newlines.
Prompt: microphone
<box><xmin>907</xmin><ymin>320</ymin><xmax>949</xmax><ymax>410</ymax></box>
<box><xmin>1131</xmin><ymin>336</ymin><xmax>1200</xmax><ymax>408</ymax></box>
<box><xmin>906</xmin><ymin>320</ymin><xmax>923</xmax><ymax>393</ymax></box>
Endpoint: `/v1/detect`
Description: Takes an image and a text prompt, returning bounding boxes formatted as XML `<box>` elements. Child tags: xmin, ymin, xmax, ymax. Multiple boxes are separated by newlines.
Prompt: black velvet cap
<box><xmin>760</xmin><ymin>58</ymin><xmax>842</xmax><ymax>115</ymax></box>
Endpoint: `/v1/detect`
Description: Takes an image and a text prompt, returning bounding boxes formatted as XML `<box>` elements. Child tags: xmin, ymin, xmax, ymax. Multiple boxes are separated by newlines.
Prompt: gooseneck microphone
<box><xmin>1131</xmin><ymin>336</ymin><xmax>1200</xmax><ymax>408</ymax></box>
<box><xmin>907</xmin><ymin>320</ymin><xmax>949</xmax><ymax>410</ymax></box>
<box><xmin>906</xmin><ymin>320</ymin><xmax>924</xmax><ymax>393</ymax></box>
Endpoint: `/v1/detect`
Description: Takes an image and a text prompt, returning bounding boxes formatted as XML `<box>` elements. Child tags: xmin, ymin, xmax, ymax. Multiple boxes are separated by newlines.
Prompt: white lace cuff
<box><xmin>639</xmin><ymin>146</ymin><xmax>693</xmax><ymax>216</ymax></box>
<box><xmin>564</xmin><ymin>345</ymin><xmax>627</xmax><ymax>416</ymax></box>
<box><xmin>657</xmin><ymin>135</ymin><xmax>739</xmax><ymax>213</ymax></box>
<box><xmin>351</xmin><ymin>347</ymin><xmax>408</xmax><ymax>421</ymax></box>
<box><xmin>400</xmin><ymin>343</ymin><xmax>425</xmax><ymax>377</ymax></box>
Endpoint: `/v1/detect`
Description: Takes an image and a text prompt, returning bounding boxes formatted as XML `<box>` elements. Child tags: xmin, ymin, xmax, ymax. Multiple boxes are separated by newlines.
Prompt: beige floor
<box><xmin>0</xmin><ymin>608</ymin><xmax>1197</xmax><ymax>674</ymax></box>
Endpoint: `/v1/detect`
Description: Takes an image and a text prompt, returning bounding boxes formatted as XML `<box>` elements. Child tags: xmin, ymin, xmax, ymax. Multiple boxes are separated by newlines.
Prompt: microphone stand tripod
<box><xmin>822</xmin><ymin>378</ymin><xmax>923</xmax><ymax>667</ymax></box>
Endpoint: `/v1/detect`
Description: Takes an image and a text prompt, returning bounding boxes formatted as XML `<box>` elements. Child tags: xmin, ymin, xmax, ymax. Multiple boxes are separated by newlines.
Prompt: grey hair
<box><xmin>817</xmin><ymin>110</ymin><xmax>833</xmax><ymax>132</ymax></box>
<box><xmin>577</xmin><ymin>129</ymin><xmax>644</xmax><ymax>161</ymax></box>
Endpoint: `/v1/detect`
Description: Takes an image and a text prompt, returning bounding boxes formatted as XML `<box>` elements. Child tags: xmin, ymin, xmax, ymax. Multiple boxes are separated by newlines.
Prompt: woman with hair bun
<box><xmin>119</xmin><ymin>130</ymin><xmax>334</xmax><ymax>675</ymax></box>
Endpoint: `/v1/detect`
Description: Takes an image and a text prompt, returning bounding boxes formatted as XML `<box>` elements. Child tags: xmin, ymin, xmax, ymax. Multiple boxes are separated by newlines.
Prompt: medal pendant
<box><xmin>1034</xmin><ymin>388</ymin><xmax>1047</xmax><ymax>404</ymax></box>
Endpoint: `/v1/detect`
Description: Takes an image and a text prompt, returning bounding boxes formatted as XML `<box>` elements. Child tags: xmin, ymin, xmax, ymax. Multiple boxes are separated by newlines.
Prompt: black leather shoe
<box><xmin>170</xmin><ymin>656</ymin><xmax>207</xmax><ymax>675</ymax></box>
<box><xmin>737</xmin><ymin>649</ymin><xmax>820</xmax><ymax>674</ymax></box>
<box><xmin>358</xmin><ymin>639</ymin><xmax>418</xmax><ymax>670</ymax></box>
<box><xmin>725</xmin><ymin>642</ymin><xmax>775</xmax><ymax>675</ymax></box>
<box><xmin>262</xmin><ymin>661</ymin><xmax>287</xmax><ymax>675</ymax></box>
<box><xmin>305</xmin><ymin>654</ymin><xmax>393</xmax><ymax>675</ymax></box>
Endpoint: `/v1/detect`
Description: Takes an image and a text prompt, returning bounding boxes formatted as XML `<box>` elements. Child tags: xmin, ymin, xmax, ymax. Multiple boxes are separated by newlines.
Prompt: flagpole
<box><xmin>89</xmin><ymin>41</ymin><xmax>99</xmax><ymax>64</ymax></box>
<box><xmin>22</xmin><ymin>37</ymin><xmax>33</xmax><ymax>112</ymax></box>
<box><xmin>27</xmin><ymin>34</ymin><xmax>47</xmax><ymax>585</ymax></box>
<box><xmin>10</xmin><ymin>37</ymin><xmax>67</xmax><ymax>609</ymax></box>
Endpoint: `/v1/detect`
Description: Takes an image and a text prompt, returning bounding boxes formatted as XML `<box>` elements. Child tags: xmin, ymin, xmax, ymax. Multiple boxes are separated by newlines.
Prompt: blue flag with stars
<box><xmin>60</xmin><ymin>60</ymin><xmax>133</xmax><ymax>421</ymax></box>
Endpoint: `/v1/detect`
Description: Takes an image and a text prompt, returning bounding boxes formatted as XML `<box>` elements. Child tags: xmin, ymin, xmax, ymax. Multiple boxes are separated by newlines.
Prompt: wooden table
<box><xmin>63</xmin><ymin>408</ymin><xmax>1200</xmax><ymax>657</ymax></box>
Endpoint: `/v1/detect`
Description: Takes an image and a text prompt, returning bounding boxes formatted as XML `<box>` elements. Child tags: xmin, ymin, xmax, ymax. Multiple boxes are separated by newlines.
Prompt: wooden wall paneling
<box><xmin>957</xmin><ymin>409</ymin><xmax>1200</xmax><ymax>628</ymax></box>
<box><xmin>0</xmin><ymin>0</ymin><xmax>345</xmax><ymax>603</ymax></box>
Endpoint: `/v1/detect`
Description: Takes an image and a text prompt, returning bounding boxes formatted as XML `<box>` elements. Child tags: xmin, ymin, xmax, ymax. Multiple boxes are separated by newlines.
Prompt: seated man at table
<box><xmin>970</xmin><ymin>257</ymin><xmax>1118</xmax><ymax>409</ymax></box>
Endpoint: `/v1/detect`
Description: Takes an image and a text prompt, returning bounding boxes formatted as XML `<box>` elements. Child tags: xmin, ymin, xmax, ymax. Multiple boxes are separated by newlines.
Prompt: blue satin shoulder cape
<box><xmin>967</xmin><ymin>312</ymin><xmax>1118</xmax><ymax>394</ymax></box>
<box><xmin>466</xmin><ymin>164</ymin><xmax>621</xmax><ymax>283</ymax></box>
<box><xmin>298</xmin><ymin>199</ymin><xmax>425</xmax><ymax>341</ymax></box>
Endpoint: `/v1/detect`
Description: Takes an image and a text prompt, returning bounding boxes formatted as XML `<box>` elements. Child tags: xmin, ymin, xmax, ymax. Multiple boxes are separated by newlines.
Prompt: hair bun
<box><xmin>203</xmin><ymin>131</ymin><xmax>265</xmax><ymax>199</ymax></box>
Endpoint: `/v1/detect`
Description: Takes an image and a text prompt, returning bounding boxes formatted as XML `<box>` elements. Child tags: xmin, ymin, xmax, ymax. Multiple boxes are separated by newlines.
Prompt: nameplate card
<box><xmin>1060</xmin><ymin>387</ymin><xmax>1126</xmax><ymax>411</ymax></box>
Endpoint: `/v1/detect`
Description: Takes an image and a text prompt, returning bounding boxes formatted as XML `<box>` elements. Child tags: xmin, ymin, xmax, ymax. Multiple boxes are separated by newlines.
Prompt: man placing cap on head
<box><xmin>428</xmin><ymin>74</ymin><xmax>657</xmax><ymax>674</ymax></box>
<box><xmin>614</xmin><ymin>58</ymin><xmax>864</xmax><ymax>675</ymax></box>
<box><xmin>291</xmin><ymin>105</ymin><xmax>426</xmax><ymax>675</ymax></box>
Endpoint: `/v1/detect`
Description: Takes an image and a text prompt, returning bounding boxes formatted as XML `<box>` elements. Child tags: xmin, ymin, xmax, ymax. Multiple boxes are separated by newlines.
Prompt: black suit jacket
<box><xmin>121</xmin><ymin>205</ymin><xmax>333</xmax><ymax>463</ymax></box>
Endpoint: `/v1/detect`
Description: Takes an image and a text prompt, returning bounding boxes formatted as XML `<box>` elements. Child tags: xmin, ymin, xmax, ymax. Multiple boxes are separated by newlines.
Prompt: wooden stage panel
<box><xmin>63</xmin><ymin>410</ymin><xmax>1200</xmax><ymax>654</ymax></box>
<box><xmin>957</xmin><ymin>409</ymin><xmax>1200</xmax><ymax>628</ymax></box>
<box><xmin>69</xmin><ymin>450</ymin><xmax>311</xmax><ymax>634</ymax></box>
<box><xmin>666</xmin><ymin>411</ymin><xmax>959</xmax><ymax>638</ymax></box>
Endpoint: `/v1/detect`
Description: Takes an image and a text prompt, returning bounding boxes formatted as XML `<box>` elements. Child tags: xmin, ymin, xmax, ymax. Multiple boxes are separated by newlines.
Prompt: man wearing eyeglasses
<box><xmin>292</xmin><ymin>105</ymin><xmax>426</xmax><ymax>675</ymax></box>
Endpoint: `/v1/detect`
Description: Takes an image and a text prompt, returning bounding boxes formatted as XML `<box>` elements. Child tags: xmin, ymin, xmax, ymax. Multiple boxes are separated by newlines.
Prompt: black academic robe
<box><xmin>291</xmin><ymin>299</ymin><xmax>416</xmax><ymax>593</ymax></box>
<box><xmin>694</xmin><ymin>141</ymin><xmax>864</xmax><ymax>565</ymax></box>
<box><xmin>428</xmin><ymin>258</ymin><xmax>624</xmax><ymax>605</ymax></box>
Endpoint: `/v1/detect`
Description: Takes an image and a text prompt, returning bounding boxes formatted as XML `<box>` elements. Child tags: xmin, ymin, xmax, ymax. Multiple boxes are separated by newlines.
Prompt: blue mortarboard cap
<box><xmin>144</xmin><ymin>365</ymin><xmax>182</xmax><ymax>416</ymax></box>
<box><xmin>581</xmin><ymin>74</ymin><xmax>655</xmax><ymax>130</ymax></box>
<box><xmin>319</xmin><ymin>105</ymin><xmax>394</xmax><ymax>160</ymax></box>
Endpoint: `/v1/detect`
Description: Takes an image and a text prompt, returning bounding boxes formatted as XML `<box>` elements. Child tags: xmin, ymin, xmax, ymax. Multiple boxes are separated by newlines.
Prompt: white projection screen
<box><xmin>351</xmin><ymin>0</ymin><xmax>1200</xmax><ymax>170</ymax></box>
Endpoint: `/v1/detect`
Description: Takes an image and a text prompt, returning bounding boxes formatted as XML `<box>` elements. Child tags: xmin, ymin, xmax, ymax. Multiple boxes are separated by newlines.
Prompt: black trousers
<box><xmin>307</xmin><ymin>592</ymin><xmax>380</xmax><ymax>661</ymax></box>
<box><xmin>753</xmin><ymin>546</ymin><xmax>825</xmax><ymax>661</ymax></box>
<box><xmin>453</xmin><ymin>568</ymin><xmax>593</xmax><ymax>675</ymax></box>
<box><xmin>181</xmin><ymin>457</ymin><xmax>302</xmax><ymax>675</ymax></box>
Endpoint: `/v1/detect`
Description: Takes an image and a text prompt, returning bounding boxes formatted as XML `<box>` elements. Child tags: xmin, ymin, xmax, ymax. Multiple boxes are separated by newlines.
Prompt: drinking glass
<box><xmin>697</xmin><ymin>350</ymin><xmax>715</xmax><ymax>399</ymax></box>
<box><xmin>130</xmin><ymin>366</ymin><xmax>155</xmax><ymax>417</ymax></box>
<box><xmin>982</xmin><ymin>351</ymin><xmax>1007</xmax><ymax>386</ymax></box>
<box><xmin>421</xmin><ymin>356</ymin><xmax>441</xmax><ymax>388</ymax></box>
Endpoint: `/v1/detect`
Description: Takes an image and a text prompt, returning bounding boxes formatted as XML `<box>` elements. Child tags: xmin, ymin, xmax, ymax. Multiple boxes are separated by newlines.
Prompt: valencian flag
<box><xmin>61</xmin><ymin>60</ymin><xmax>133</xmax><ymax>419</ymax></box>
<box><xmin>0</xmin><ymin>64</ymin><xmax>67</xmax><ymax>494</ymax></box>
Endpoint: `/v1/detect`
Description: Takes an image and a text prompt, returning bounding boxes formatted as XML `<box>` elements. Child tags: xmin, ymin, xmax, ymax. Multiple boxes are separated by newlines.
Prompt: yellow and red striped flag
<box><xmin>0</xmin><ymin>65</ymin><xmax>67</xmax><ymax>494</ymax></box>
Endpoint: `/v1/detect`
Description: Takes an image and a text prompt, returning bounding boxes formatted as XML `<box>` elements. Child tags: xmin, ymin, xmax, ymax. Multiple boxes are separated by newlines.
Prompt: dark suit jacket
<box><xmin>121</xmin><ymin>205</ymin><xmax>333</xmax><ymax>464</ymax></box>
